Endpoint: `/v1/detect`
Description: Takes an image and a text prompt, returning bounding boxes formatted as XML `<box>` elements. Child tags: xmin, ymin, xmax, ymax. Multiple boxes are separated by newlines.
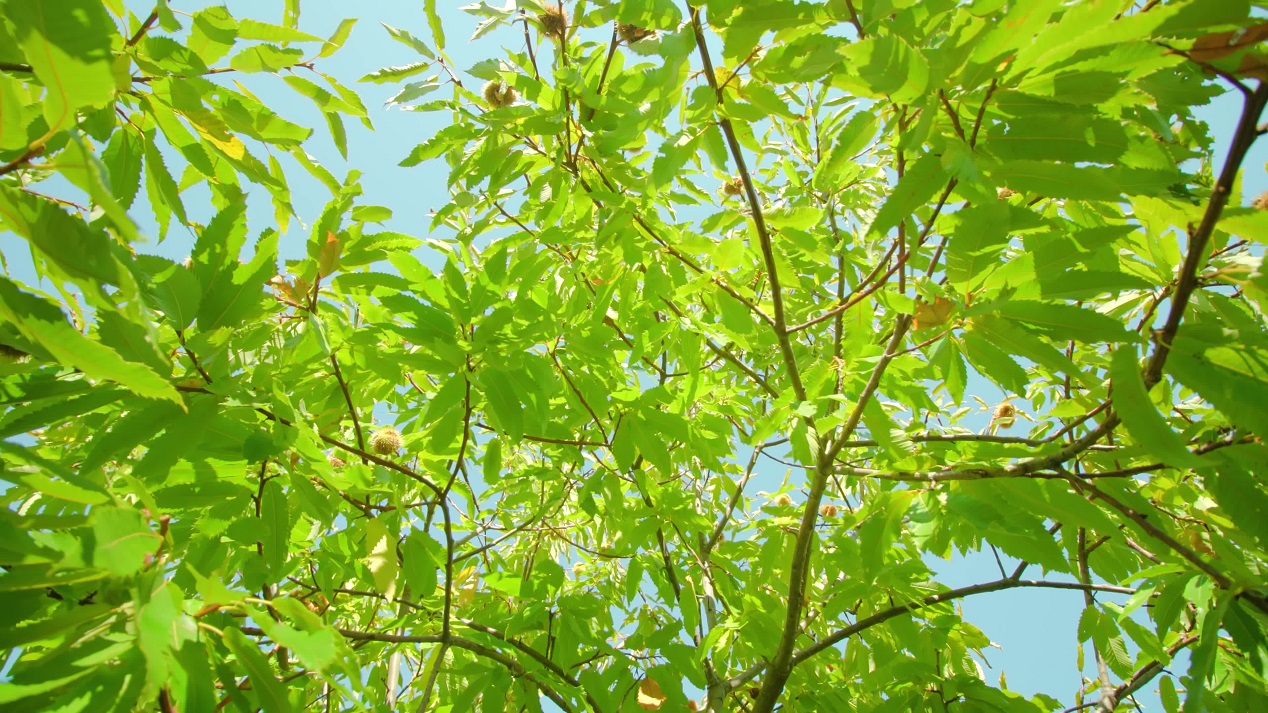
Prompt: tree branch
<box><xmin>241</xmin><ymin>626</ymin><xmax>578</xmax><ymax>712</ymax></box>
<box><xmin>688</xmin><ymin>4</ymin><xmax>805</xmax><ymax>401</ymax></box>
<box><xmin>751</xmin><ymin>315</ymin><xmax>912</xmax><ymax>711</ymax></box>
<box><xmin>1142</xmin><ymin>81</ymin><xmax>1268</xmax><ymax>387</ymax></box>
<box><xmin>728</xmin><ymin>578</ymin><xmax>1137</xmax><ymax>691</ymax></box>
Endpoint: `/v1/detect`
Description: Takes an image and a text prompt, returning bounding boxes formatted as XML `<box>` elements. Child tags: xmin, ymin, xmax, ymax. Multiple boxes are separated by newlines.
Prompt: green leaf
<box><xmin>1110</xmin><ymin>345</ymin><xmax>1207</xmax><ymax>470</ymax></box>
<box><xmin>1183</xmin><ymin>595</ymin><xmax>1231</xmax><ymax>712</ymax></box>
<box><xmin>7</xmin><ymin>0</ymin><xmax>117</xmax><ymax>132</ymax></box>
<box><xmin>261</xmin><ymin>598</ymin><xmax>350</xmax><ymax>675</ymax></box>
<box><xmin>989</xmin><ymin>161</ymin><xmax>1166</xmax><ymax>201</ymax></box>
<box><xmin>1167</xmin><ymin>349</ymin><xmax>1268</xmax><ymax>439</ymax></box>
<box><xmin>477</xmin><ymin>368</ymin><xmax>525</xmax><ymax>440</ymax></box>
<box><xmin>868</xmin><ymin>152</ymin><xmax>948</xmax><ymax>237</ymax></box>
<box><xmin>261</xmin><ymin>479</ymin><xmax>290</xmax><ymax>580</ymax></box>
<box><xmin>983</xmin><ymin>113</ymin><xmax>1129</xmax><ymax>163</ymax></box>
<box><xmin>229</xmin><ymin>44</ymin><xmax>304</xmax><ymax>73</ymax></box>
<box><xmin>382</xmin><ymin>23</ymin><xmax>433</xmax><ymax>59</ymax></box>
<box><xmin>284</xmin><ymin>75</ymin><xmax>363</xmax><ymax>116</ymax></box>
<box><xmin>137</xmin><ymin>584</ymin><xmax>181</xmax><ymax>687</ymax></box>
<box><xmin>0</xmin><ymin>278</ymin><xmax>183</xmax><ymax>404</ymax></box>
<box><xmin>236</xmin><ymin>19</ymin><xmax>321</xmax><ymax>43</ymax></box>
<box><xmin>196</xmin><ymin>230</ymin><xmax>278</xmax><ymax>331</ymax></box>
<box><xmin>0</xmin><ymin>75</ymin><xmax>37</xmax><ymax>151</ymax></box>
<box><xmin>424</xmin><ymin>0</ymin><xmax>445</xmax><ymax>51</ymax></box>
<box><xmin>189</xmin><ymin>6</ymin><xmax>238</xmax><ymax>64</ymax></box>
<box><xmin>57</xmin><ymin>134</ymin><xmax>140</xmax><ymax>244</ymax></box>
<box><xmin>1038</xmin><ymin>270</ymin><xmax>1152</xmax><ymax>301</ymax></box>
<box><xmin>320</xmin><ymin>18</ymin><xmax>357</xmax><ymax>58</ymax></box>
<box><xmin>0</xmin><ymin>563</ymin><xmax>108</xmax><ymax>592</ymax></box>
<box><xmin>0</xmin><ymin>386</ymin><xmax>126</xmax><ymax>440</ymax></box>
<box><xmin>89</xmin><ymin>506</ymin><xmax>158</xmax><ymax>576</ymax></box>
<box><xmin>812</xmin><ymin>110</ymin><xmax>876</xmax><ymax>192</ymax></box>
<box><xmin>988</xmin><ymin>301</ymin><xmax>1132</xmax><ymax>343</ymax></box>
<box><xmin>139</xmin><ymin>256</ymin><xmax>203</xmax><ymax>330</ymax></box>
<box><xmin>944</xmin><ymin>202</ymin><xmax>1010</xmax><ymax>288</ymax></box>
<box><xmin>359</xmin><ymin>62</ymin><xmax>432</xmax><ymax>84</ymax></box>
<box><xmin>363</xmin><ymin>517</ymin><xmax>399</xmax><ymax>598</ymax></box>
<box><xmin>80</xmin><ymin>400</ymin><xmax>184</xmax><ymax>474</ymax></box>
<box><xmin>971</xmin><ymin>315</ymin><xmax>1089</xmax><ymax>386</ymax></box>
<box><xmin>101</xmin><ymin>128</ymin><xmax>144</xmax><ymax>209</ymax></box>
<box><xmin>144</xmin><ymin>139</ymin><xmax>189</xmax><ymax>229</ymax></box>
<box><xmin>961</xmin><ymin>330</ymin><xmax>1030</xmax><ymax>394</ymax></box>
<box><xmin>402</xmin><ymin>529</ymin><xmax>439</xmax><ymax>598</ymax></box>
<box><xmin>841</xmin><ymin>35</ymin><xmax>929</xmax><ymax>105</ymax></box>
<box><xmin>0</xmin><ymin>185</ymin><xmax>134</xmax><ymax>300</ymax></box>
<box><xmin>765</xmin><ymin>206</ymin><xmax>823</xmax><ymax>232</ymax></box>
<box><xmin>222</xmin><ymin>628</ymin><xmax>292</xmax><ymax>713</ymax></box>
<box><xmin>0</xmin><ymin>603</ymin><xmax>111</xmax><ymax>649</ymax></box>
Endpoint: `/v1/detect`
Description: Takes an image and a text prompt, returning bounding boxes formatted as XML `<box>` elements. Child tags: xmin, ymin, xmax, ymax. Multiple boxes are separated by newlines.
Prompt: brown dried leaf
<box><xmin>1189</xmin><ymin>23</ymin><xmax>1268</xmax><ymax>63</ymax></box>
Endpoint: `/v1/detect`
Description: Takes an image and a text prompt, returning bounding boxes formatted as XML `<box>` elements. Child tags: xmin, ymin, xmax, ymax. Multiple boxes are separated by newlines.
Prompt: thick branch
<box><xmin>255</xmin><ymin>406</ymin><xmax>444</xmax><ymax>498</ymax></box>
<box><xmin>688</xmin><ymin>4</ymin><xmax>805</xmax><ymax>401</ymax></box>
<box><xmin>751</xmin><ymin>316</ymin><xmax>912</xmax><ymax>711</ymax></box>
<box><xmin>728</xmin><ymin>578</ymin><xmax>1136</xmax><ymax>691</ymax></box>
<box><xmin>1142</xmin><ymin>82</ymin><xmax>1268</xmax><ymax>387</ymax></box>
<box><xmin>240</xmin><ymin>626</ymin><xmax>577</xmax><ymax>712</ymax></box>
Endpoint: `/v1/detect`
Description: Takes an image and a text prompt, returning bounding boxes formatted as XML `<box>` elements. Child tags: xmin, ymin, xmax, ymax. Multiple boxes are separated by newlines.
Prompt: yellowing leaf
<box><xmin>637</xmin><ymin>677</ymin><xmax>666</xmax><ymax>710</ymax></box>
<box><xmin>318</xmin><ymin>230</ymin><xmax>342</xmax><ymax>276</ymax></box>
<box><xmin>363</xmin><ymin>518</ymin><xmax>398</xmax><ymax>599</ymax></box>
<box><xmin>454</xmin><ymin>565</ymin><xmax>478</xmax><ymax>607</ymax></box>
<box><xmin>914</xmin><ymin>297</ymin><xmax>954</xmax><ymax>330</ymax></box>
<box><xmin>192</xmin><ymin>126</ymin><xmax>247</xmax><ymax>160</ymax></box>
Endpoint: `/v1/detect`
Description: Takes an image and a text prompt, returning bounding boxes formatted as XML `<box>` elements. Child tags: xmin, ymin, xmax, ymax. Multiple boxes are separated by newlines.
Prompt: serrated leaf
<box><xmin>236</xmin><ymin>18</ymin><xmax>321</xmax><ymax>43</ymax></box>
<box><xmin>359</xmin><ymin>62</ymin><xmax>431</xmax><ymax>84</ymax></box>
<box><xmin>90</xmin><ymin>506</ymin><xmax>159</xmax><ymax>576</ymax></box>
<box><xmin>0</xmin><ymin>278</ymin><xmax>183</xmax><ymax>404</ymax></box>
<box><xmin>382</xmin><ymin>23</ymin><xmax>433</xmax><ymax>58</ymax></box>
<box><xmin>319</xmin><ymin>18</ymin><xmax>357</xmax><ymax>58</ymax></box>
<box><xmin>260</xmin><ymin>479</ymin><xmax>289</xmax><ymax>580</ymax></box>
<box><xmin>1111</xmin><ymin>345</ymin><xmax>1207</xmax><ymax>469</ymax></box>
<box><xmin>223</xmin><ymin>628</ymin><xmax>292</xmax><ymax>713</ymax></box>
<box><xmin>989</xmin><ymin>301</ymin><xmax>1132</xmax><ymax>343</ymax></box>
<box><xmin>8</xmin><ymin>0</ymin><xmax>116</xmax><ymax>132</ymax></box>
<box><xmin>363</xmin><ymin>517</ymin><xmax>399</xmax><ymax>598</ymax></box>
<box><xmin>424</xmin><ymin>0</ymin><xmax>445</xmax><ymax>51</ymax></box>
<box><xmin>868</xmin><ymin>152</ymin><xmax>947</xmax><ymax>237</ymax></box>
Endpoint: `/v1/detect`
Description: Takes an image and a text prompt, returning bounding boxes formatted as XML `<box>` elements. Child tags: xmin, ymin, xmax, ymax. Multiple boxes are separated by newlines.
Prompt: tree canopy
<box><xmin>3</xmin><ymin>0</ymin><xmax>1268</xmax><ymax>711</ymax></box>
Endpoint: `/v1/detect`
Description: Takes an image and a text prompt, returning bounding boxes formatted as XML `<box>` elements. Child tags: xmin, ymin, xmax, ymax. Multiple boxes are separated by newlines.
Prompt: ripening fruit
<box><xmin>997</xmin><ymin>187</ymin><xmax>1017</xmax><ymax>199</ymax></box>
<box><xmin>820</xmin><ymin>503</ymin><xmax>838</xmax><ymax>518</ymax></box>
<box><xmin>538</xmin><ymin>4</ymin><xmax>568</xmax><ymax>39</ymax></box>
<box><xmin>992</xmin><ymin>401</ymin><xmax>1016</xmax><ymax>429</ymax></box>
<box><xmin>618</xmin><ymin>23</ymin><xmax>653</xmax><ymax>44</ymax></box>
<box><xmin>327</xmin><ymin>454</ymin><xmax>347</xmax><ymax>468</ymax></box>
<box><xmin>1254</xmin><ymin>191</ymin><xmax>1268</xmax><ymax>210</ymax></box>
<box><xmin>482</xmin><ymin>80</ymin><xmax>518</xmax><ymax>108</ymax></box>
<box><xmin>304</xmin><ymin>593</ymin><xmax>330</xmax><ymax>615</ymax></box>
<box><xmin>370</xmin><ymin>427</ymin><xmax>403</xmax><ymax>455</ymax></box>
<box><xmin>721</xmin><ymin>176</ymin><xmax>744</xmax><ymax>197</ymax></box>
<box><xmin>774</xmin><ymin>493</ymin><xmax>793</xmax><ymax>507</ymax></box>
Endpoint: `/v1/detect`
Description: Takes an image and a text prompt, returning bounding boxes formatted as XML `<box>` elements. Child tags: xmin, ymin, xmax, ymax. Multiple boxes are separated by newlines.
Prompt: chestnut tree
<box><xmin>2</xmin><ymin>1</ymin><xmax>1268</xmax><ymax>711</ymax></box>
